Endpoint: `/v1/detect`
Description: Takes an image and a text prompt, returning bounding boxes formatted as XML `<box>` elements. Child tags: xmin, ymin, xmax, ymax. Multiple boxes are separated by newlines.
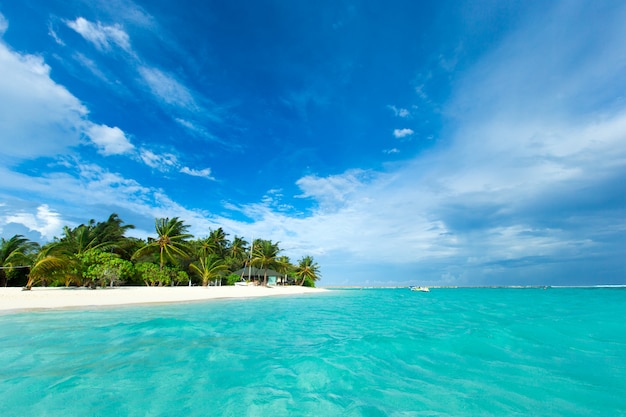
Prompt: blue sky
<box><xmin>0</xmin><ymin>0</ymin><xmax>625</xmax><ymax>286</ymax></box>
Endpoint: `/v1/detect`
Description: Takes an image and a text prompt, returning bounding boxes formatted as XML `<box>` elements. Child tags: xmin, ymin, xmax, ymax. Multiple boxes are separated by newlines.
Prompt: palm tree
<box><xmin>226</xmin><ymin>236</ymin><xmax>248</xmax><ymax>272</ymax></box>
<box><xmin>251</xmin><ymin>239</ymin><xmax>281</xmax><ymax>286</ymax></box>
<box><xmin>276</xmin><ymin>255</ymin><xmax>293</xmax><ymax>285</ymax></box>
<box><xmin>133</xmin><ymin>217</ymin><xmax>192</xmax><ymax>270</ymax></box>
<box><xmin>59</xmin><ymin>214</ymin><xmax>134</xmax><ymax>255</ymax></box>
<box><xmin>190</xmin><ymin>254</ymin><xmax>228</xmax><ymax>286</ymax></box>
<box><xmin>91</xmin><ymin>213</ymin><xmax>135</xmax><ymax>256</ymax></box>
<box><xmin>207</xmin><ymin>227</ymin><xmax>229</xmax><ymax>257</ymax></box>
<box><xmin>57</xmin><ymin>224</ymin><xmax>107</xmax><ymax>286</ymax></box>
<box><xmin>0</xmin><ymin>235</ymin><xmax>38</xmax><ymax>287</ymax></box>
<box><xmin>294</xmin><ymin>255</ymin><xmax>321</xmax><ymax>286</ymax></box>
<box><xmin>25</xmin><ymin>244</ymin><xmax>68</xmax><ymax>290</ymax></box>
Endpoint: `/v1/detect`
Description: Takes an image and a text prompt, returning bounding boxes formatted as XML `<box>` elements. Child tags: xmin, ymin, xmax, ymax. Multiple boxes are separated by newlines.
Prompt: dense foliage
<box><xmin>0</xmin><ymin>214</ymin><xmax>321</xmax><ymax>288</ymax></box>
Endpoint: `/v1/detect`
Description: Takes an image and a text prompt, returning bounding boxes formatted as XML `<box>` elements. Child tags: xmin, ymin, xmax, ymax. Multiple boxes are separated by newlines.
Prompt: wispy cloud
<box><xmin>175</xmin><ymin>118</ymin><xmax>230</xmax><ymax>146</ymax></box>
<box><xmin>180</xmin><ymin>166</ymin><xmax>215</xmax><ymax>180</ymax></box>
<box><xmin>72</xmin><ymin>52</ymin><xmax>110</xmax><ymax>83</ymax></box>
<box><xmin>388</xmin><ymin>105</ymin><xmax>410</xmax><ymax>118</ymax></box>
<box><xmin>66</xmin><ymin>17</ymin><xmax>131</xmax><ymax>53</ymax></box>
<box><xmin>138</xmin><ymin>66</ymin><xmax>197</xmax><ymax>111</ymax></box>
<box><xmin>138</xmin><ymin>148</ymin><xmax>178</xmax><ymax>171</ymax></box>
<box><xmin>47</xmin><ymin>23</ymin><xmax>64</xmax><ymax>46</ymax></box>
<box><xmin>0</xmin><ymin>12</ymin><xmax>8</xmax><ymax>35</ymax></box>
<box><xmin>60</xmin><ymin>13</ymin><xmax>225</xmax><ymax>148</ymax></box>
<box><xmin>393</xmin><ymin>128</ymin><xmax>414</xmax><ymax>138</ymax></box>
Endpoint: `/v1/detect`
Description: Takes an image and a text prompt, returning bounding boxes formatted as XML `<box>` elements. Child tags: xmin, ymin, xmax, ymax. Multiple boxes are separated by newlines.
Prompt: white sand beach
<box><xmin>0</xmin><ymin>286</ymin><xmax>328</xmax><ymax>312</ymax></box>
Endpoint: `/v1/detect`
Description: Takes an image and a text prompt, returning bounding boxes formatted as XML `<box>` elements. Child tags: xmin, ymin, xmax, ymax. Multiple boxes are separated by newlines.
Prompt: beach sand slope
<box><xmin>0</xmin><ymin>286</ymin><xmax>328</xmax><ymax>312</ymax></box>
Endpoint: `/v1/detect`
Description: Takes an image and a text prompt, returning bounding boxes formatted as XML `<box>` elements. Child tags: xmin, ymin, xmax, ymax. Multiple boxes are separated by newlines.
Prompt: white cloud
<box><xmin>226</xmin><ymin>3</ymin><xmax>626</xmax><ymax>285</ymax></box>
<box><xmin>175</xmin><ymin>117</ymin><xmax>226</xmax><ymax>145</ymax></box>
<box><xmin>296</xmin><ymin>169</ymin><xmax>375</xmax><ymax>208</ymax></box>
<box><xmin>138</xmin><ymin>147</ymin><xmax>216</xmax><ymax>180</ymax></box>
<box><xmin>72</xmin><ymin>52</ymin><xmax>110</xmax><ymax>82</ymax></box>
<box><xmin>139</xmin><ymin>66</ymin><xmax>197</xmax><ymax>110</ymax></box>
<box><xmin>66</xmin><ymin>17</ymin><xmax>131</xmax><ymax>53</ymax></box>
<box><xmin>138</xmin><ymin>148</ymin><xmax>178</xmax><ymax>170</ymax></box>
<box><xmin>180</xmin><ymin>166</ymin><xmax>215</xmax><ymax>180</ymax></box>
<box><xmin>384</xmin><ymin>148</ymin><xmax>400</xmax><ymax>154</ymax></box>
<box><xmin>388</xmin><ymin>105</ymin><xmax>410</xmax><ymax>118</ymax></box>
<box><xmin>48</xmin><ymin>23</ymin><xmax>64</xmax><ymax>45</ymax></box>
<box><xmin>0</xmin><ymin>12</ymin><xmax>8</xmax><ymax>35</ymax></box>
<box><xmin>0</xmin><ymin>39</ymin><xmax>87</xmax><ymax>160</ymax></box>
<box><xmin>393</xmin><ymin>128</ymin><xmax>414</xmax><ymax>138</ymax></box>
<box><xmin>85</xmin><ymin>123</ymin><xmax>134</xmax><ymax>155</ymax></box>
<box><xmin>3</xmin><ymin>205</ymin><xmax>64</xmax><ymax>241</ymax></box>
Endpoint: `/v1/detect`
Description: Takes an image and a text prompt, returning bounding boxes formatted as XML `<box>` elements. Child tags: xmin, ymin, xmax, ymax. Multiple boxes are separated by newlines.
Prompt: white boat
<box><xmin>410</xmin><ymin>286</ymin><xmax>430</xmax><ymax>292</ymax></box>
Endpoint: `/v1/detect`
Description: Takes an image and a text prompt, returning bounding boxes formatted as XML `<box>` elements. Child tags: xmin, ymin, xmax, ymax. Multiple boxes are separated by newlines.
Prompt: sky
<box><xmin>0</xmin><ymin>0</ymin><xmax>625</xmax><ymax>287</ymax></box>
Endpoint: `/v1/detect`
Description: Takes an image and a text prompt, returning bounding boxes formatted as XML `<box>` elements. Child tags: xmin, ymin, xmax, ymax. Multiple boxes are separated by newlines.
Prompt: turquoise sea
<box><xmin>1</xmin><ymin>288</ymin><xmax>625</xmax><ymax>416</ymax></box>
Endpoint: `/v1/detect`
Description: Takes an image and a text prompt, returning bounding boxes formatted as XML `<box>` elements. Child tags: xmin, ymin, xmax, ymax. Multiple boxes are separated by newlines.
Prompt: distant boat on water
<box><xmin>410</xmin><ymin>286</ymin><xmax>430</xmax><ymax>292</ymax></box>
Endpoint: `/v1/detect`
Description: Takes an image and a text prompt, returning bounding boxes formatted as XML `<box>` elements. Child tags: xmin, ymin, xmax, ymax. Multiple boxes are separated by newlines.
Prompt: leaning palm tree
<box><xmin>0</xmin><ymin>235</ymin><xmax>38</xmax><ymax>287</ymax></box>
<box><xmin>133</xmin><ymin>217</ymin><xmax>192</xmax><ymax>270</ymax></box>
<box><xmin>91</xmin><ymin>213</ymin><xmax>135</xmax><ymax>256</ymax></box>
<box><xmin>251</xmin><ymin>239</ymin><xmax>281</xmax><ymax>286</ymax></box>
<box><xmin>24</xmin><ymin>244</ymin><xmax>69</xmax><ymax>290</ymax></box>
<box><xmin>294</xmin><ymin>255</ymin><xmax>321</xmax><ymax>286</ymax></box>
<box><xmin>190</xmin><ymin>254</ymin><xmax>228</xmax><ymax>286</ymax></box>
<box><xmin>59</xmin><ymin>214</ymin><xmax>134</xmax><ymax>256</ymax></box>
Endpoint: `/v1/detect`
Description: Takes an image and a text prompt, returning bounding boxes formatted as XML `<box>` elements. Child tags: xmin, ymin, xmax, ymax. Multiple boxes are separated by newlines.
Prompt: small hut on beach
<box><xmin>233</xmin><ymin>267</ymin><xmax>290</xmax><ymax>285</ymax></box>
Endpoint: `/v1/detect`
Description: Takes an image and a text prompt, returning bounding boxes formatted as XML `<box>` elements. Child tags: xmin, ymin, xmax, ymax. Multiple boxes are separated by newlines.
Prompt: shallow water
<box><xmin>1</xmin><ymin>288</ymin><xmax>625</xmax><ymax>416</ymax></box>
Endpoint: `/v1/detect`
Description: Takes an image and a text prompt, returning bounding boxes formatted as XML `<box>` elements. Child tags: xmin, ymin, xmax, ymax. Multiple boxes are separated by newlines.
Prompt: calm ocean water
<box><xmin>1</xmin><ymin>288</ymin><xmax>625</xmax><ymax>416</ymax></box>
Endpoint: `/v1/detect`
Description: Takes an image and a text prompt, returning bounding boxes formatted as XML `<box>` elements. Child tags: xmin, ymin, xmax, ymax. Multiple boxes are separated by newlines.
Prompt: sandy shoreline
<box><xmin>0</xmin><ymin>286</ymin><xmax>328</xmax><ymax>313</ymax></box>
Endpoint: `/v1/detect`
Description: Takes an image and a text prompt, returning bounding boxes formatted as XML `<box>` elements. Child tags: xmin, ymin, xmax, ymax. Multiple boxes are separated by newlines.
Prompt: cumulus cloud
<box><xmin>3</xmin><ymin>205</ymin><xmax>64</xmax><ymax>241</ymax></box>
<box><xmin>393</xmin><ymin>128</ymin><xmax>414</xmax><ymax>138</ymax></box>
<box><xmin>0</xmin><ymin>38</ymin><xmax>87</xmax><ymax>160</ymax></box>
<box><xmin>84</xmin><ymin>123</ymin><xmax>134</xmax><ymax>155</ymax></box>
<box><xmin>66</xmin><ymin>17</ymin><xmax>131</xmax><ymax>53</ymax></box>
<box><xmin>0</xmin><ymin>30</ymin><xmax>138</xmax><ymax>162</ymax></box>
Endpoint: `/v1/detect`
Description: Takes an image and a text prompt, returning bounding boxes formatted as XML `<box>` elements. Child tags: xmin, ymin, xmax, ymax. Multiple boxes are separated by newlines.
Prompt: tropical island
<box><xmin>0</xmin><ymin>214</ymin><xmax>323</xmax><ymax>310</ymax></box>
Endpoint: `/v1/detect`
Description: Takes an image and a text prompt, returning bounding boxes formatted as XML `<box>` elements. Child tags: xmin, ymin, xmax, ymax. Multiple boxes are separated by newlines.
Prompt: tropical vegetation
<box><xmin>0</xmin><ymin>214</ymin><xmax>321</xmax><ymax>288</ymax></box>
